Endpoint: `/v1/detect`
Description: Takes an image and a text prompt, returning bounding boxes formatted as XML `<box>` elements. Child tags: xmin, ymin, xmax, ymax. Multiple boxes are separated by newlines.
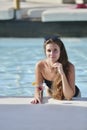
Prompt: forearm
<box><xmin>61</xmin><ymin>73</ymin><xmax>75</xmax><ymax>100</ymax></box>
<box><xmin>34</xmin><ymin>87</ymin><xmax>43</xmax><ymax>100</ymax></box>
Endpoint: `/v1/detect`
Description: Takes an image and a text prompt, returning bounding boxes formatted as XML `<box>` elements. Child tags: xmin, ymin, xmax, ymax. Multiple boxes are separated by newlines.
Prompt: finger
<box><xmin>30</xmin><ymin>100</ymin><xmax>35</xmax><ymax>104</ymax></box>
<box><xmin>30</xmin><ymin>98</ymin><xmax>41</xmax><ymax>104</ymax></box>
<box><xmin>31</xmin><ymin>99</ymin><xmax>38</xmax><ymax>104</ymax></box>
<box><xmin>36</xmin><ymin>100</ymin><xmax>39</xmax><ymax>104</ymax></box>
<box><xmin>53</xmin><ymin>63</ymin><xmax>60</xmax><ymax>67</ymax></box>
<box><xmin>37</xmin><ymin>98</ymin><xmax>41</xmax><ymax>104</ymax></box>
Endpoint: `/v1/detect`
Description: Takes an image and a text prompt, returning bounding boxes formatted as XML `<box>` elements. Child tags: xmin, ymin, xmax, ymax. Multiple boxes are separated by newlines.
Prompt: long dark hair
<box><xmin>44</xmin><ymin>36</ymin><xmax>70</xmax><ymax>100</ymax></box>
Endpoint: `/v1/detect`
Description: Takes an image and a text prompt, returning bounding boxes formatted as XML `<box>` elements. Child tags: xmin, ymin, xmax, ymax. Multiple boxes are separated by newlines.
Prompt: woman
<box><xmin>31</xmin><ymin>36</ymin><xmax>80</xmax><ymax>104</ymax></box>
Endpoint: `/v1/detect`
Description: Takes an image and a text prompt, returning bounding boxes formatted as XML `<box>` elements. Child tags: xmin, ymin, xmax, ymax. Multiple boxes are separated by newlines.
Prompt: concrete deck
<box><xmin>0</xmin><ymin>0</ymin><xmax>87</xmax><ymax>20</ymax></box>
<box><xmin>0</xmin><ymin>97</ymin><xmax>87</xmax><ymax>106</ymax></box>
<box><xmin>0</xmin><ymin>1</ymin><xmax>87</xmax><ymax>37</ymax></box>
<box><xmin>42</xmin><ymin>8</ymin><xmax>87</xmax><ymax>22</ymax></box>
<box><xmin>0</xmin><ymin>97</ymin><xmax>87</xmax><ymax>130</ymax></box>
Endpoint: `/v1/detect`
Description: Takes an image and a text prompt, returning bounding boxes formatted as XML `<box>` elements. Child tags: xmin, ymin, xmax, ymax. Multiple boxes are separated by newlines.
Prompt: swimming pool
<box><xmin>0</xmin><ymin>38</ymin><xmax>87</xmax><ymax>97</ymax></box>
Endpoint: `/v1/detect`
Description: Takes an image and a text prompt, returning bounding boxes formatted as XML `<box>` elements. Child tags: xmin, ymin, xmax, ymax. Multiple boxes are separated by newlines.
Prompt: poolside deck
<box><xmin>0</xmin><ymin>0</ymin><xmax>87</xmax><ymax>37</ymax></box>
<box><xmin>0</xmin><ymin>97</ymin><xmax>87</xmax><ymax>130</ymax></box>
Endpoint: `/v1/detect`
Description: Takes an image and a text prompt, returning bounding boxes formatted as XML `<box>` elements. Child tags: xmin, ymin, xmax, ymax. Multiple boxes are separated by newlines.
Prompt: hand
<box><xmin>30</xmin><ymin>97</ymin><xmax>41</xmax><ymax>104</ymax></box>
<box><xmin>52</xmin><ymin>62</ymin><xmax>64</xmax><ymax>75</ymax></box>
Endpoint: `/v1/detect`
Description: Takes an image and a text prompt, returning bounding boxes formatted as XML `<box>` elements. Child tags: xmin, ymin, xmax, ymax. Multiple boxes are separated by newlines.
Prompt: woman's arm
<box><xmin>60</xmin><ymin>64</ymin><xmax>75</xmax><ymax>100</ymax></box>
<box><xmin>53</xmin><ymin>62</ymin><xmax>75</xmax><ymax>100</ymax></box>
<box><xmin>31</xmin><ymin>61</ymin><xmax>44</xmax><ymax>104</ymax></box>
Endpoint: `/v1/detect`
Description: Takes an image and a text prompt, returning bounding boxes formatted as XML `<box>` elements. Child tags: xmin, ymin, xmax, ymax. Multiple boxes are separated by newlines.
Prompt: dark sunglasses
<box><xmin>44</xmin><ymin>35</ymin><xmax>60</xmax><ymax>42</ymax></box>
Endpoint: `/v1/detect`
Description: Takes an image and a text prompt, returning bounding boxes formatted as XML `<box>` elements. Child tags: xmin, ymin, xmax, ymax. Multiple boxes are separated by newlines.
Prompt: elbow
<box><xmin>65</xmin><ymin>91</ymin><xmax>75</xmax><ymax>100</ymax></box>
<box><xmin>65</xmin><ymin>96</ymin><xmax>72</xmax><ymax>100</ymax></box>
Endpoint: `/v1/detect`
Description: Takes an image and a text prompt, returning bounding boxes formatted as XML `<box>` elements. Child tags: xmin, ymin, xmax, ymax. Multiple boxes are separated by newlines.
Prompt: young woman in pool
<box><xmin>31</xmin><ymin>36</ymin><xmax>80</xmax><ymax>104</ymax></box>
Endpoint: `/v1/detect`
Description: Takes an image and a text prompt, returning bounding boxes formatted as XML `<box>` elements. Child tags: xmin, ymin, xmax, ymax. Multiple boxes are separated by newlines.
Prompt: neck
<box><xmin>46</xmin><ymin>59</ymin><xmax>54</xmax><ymax>67</ymax></box>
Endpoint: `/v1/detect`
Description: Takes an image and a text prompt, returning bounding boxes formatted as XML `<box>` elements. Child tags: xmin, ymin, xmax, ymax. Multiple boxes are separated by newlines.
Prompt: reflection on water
<box><xmin>0</xmin><ymin>38</ymin><xmax>87</xmax><ymax>97</ymax></box>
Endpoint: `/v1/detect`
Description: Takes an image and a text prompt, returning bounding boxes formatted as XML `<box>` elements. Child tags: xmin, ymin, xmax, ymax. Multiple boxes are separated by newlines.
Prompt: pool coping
<box><xmin>0</xmin><ymin>97</ymin><xmax>87</xmax><ymax>107</ymax></box>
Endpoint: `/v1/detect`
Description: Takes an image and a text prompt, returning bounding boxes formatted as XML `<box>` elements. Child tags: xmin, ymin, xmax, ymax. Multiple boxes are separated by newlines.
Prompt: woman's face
<box><xmin>45</xmin><ymin>43</ymin><xmax>60</xmax><ymax>63</ymax></box>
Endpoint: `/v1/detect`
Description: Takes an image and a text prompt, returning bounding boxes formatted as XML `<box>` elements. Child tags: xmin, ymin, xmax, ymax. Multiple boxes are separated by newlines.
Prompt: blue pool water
<box><xmin>0</xmin><ymin>38</ymin><xmax>87</xmax><ymax>97</ymax></box>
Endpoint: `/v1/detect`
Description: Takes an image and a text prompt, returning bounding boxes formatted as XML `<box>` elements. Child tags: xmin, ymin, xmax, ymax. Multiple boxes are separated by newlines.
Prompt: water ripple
<box><xmin>0</xmin><ymin>38</ymin><xmax>87</xmax><ymax>97</ymax></box>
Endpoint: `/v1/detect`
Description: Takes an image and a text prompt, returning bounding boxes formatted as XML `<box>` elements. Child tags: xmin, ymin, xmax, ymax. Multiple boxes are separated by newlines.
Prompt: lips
<box><xmin>50</xmin><ymin>56</ymin><xmax>56</xmax><ymax>58</ymax></box>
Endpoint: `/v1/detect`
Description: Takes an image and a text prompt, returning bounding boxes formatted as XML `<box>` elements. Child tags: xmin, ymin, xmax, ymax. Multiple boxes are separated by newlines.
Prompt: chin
<box><xmin>51</xmin><ymin>59</ymin><xmax>57</xmax><ymax>63</ymax></box>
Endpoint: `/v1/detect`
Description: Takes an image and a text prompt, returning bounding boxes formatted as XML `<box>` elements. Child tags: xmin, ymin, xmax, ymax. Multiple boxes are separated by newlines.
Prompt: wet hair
<box><xmin>44</xmin><ymin>36</ymin><xmax>70</xmax><ymax>100</ymax></box>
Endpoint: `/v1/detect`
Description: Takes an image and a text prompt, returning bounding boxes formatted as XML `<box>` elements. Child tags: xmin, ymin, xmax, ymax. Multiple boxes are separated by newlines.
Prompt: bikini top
<box><xmin>44</xmin><ymin>78</ymin><xmax>52</xmax><ymax>89</ymax></box>
<box><xmin>44</xmin><ymin>78</ymin><xmax>80</xmax><ymax>97</ymax></box>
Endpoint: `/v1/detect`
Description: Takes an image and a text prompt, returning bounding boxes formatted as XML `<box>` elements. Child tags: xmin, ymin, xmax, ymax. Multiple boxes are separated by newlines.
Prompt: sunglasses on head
<box><xmin>44</xmin><ymin>35</ymin><xmax>60</xmax><ymax>42</ymax></box>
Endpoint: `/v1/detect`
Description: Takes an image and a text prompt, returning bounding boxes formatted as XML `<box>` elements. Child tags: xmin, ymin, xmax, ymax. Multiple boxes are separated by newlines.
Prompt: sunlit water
<box><xmin>0</xmin><ymin>38</ymin><xmax>87</xmax><ymax>97</ymax></box>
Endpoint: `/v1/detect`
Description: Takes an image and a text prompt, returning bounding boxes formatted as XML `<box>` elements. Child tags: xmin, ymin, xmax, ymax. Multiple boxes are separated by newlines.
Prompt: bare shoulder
<box><xmin>36</xmin><ymin>59</ymin><xmax>46</xmax><ymax>68</ymax></box>
<box><xmin>68</xmin><ymin>62</ymin><xmax>75</xmax><ymax>71</ymax></box>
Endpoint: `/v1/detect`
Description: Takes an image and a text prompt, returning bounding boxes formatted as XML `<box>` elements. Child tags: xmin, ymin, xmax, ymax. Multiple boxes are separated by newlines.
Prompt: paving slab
<box><xmin>0</xmin><ymin>8</ymin><xmax>14</xmax><ymax>20</ymax></box>
<box><xmin>0</xmin><ymin>1</ymin><xmax>87</xmax><ymax>37</ymax></box>
<box><xmin>0</xmin><ymin>97</ymin><xmax>87</xmax><ymax>130</ymax></box>
<box><xmin>41</xmin><ymin>8</ymin><xmax>87</xmax><ymax>22</ymax></box>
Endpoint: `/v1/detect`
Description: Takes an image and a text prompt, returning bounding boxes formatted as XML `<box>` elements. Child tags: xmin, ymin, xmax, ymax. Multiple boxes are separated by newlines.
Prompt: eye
<box><xmin>47</xmin><ymin>49</ymin><xmax>51</xmax><ymax>52</ymax></box>
<box><xmin>54</xmin><ymin>48</ymin><xmax>58</xmax><ymax>52</ymax></box>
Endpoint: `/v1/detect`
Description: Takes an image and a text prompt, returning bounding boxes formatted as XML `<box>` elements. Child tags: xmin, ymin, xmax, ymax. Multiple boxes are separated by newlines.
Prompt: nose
<box><xmin>50</xmin><ymin>51</ymin><xmax>54</xmax><ymax>56</ymax></box>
